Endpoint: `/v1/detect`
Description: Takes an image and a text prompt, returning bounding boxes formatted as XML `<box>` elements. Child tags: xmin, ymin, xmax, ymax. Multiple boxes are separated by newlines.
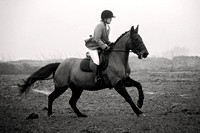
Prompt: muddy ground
<box><xmin>0</xmin><ymin>70</ymin><xmax>200</xmax><ymax>133</ymax></box>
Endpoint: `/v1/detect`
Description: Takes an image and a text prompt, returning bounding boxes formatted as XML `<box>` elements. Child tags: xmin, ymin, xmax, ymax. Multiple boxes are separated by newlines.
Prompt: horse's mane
<box><xmin>114</xmin><ymin>31</ymin><xmax>129</xmax><ymax>44</ymax></box>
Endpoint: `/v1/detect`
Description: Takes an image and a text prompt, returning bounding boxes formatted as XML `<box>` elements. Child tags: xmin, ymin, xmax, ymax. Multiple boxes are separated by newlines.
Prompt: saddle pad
<box><xmin>80</xmin><ymin>54</ymin><xmax>108</xmax><ymax>72</ymax></box>
<box><xmin>80</xmin><ymin>58</ymin><xmax>92</xmax><ymax>72</ymax></box>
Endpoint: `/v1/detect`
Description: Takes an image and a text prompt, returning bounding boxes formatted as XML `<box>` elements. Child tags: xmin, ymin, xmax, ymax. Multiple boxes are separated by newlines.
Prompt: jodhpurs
<box><xmin>87</xmin><ymin>49</ymin><xmax>99</xmax><ymax>65</ymax></box>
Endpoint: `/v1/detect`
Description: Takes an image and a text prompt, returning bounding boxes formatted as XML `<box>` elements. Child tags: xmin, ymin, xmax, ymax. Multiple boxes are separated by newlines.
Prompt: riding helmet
<box><xmin>101</xmin><ymin>10</ymin><xmax>115</xmax><ymax>20</ymax></box>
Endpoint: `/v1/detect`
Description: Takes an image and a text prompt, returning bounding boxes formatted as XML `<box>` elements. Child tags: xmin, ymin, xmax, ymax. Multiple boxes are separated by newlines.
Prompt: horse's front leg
<box><xmin>114</xmin><ymin>80</ymin><xmax>143</xmax><ymax>117</ymax></box>
<box><xmin>123</xmin><ymin>77</ymin><xmax>144</xmax><ymax>108</ymax></box>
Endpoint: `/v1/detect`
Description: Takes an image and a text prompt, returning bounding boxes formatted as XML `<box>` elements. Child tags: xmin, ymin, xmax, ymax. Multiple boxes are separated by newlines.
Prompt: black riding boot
<box><xmin>93</xmin><ymin>64</ymin><xmax>102</xmax><ymax>86</ymax></box>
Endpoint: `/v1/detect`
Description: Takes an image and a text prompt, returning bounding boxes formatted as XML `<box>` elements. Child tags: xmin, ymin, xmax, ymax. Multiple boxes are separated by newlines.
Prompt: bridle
<box><xmin>111</xmin><ymin>34</ymin><xmax>141</xmax><ymax>54</ymax></box>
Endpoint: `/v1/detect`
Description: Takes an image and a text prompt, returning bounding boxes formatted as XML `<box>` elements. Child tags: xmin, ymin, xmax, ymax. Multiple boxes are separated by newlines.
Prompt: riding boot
<box><xmin>93</xmin><ymin>64</ymin><xmax>102</xmax><ymax>86</ymax></box>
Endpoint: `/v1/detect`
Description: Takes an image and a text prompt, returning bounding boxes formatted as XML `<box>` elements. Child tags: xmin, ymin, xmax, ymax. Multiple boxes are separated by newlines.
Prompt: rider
<box><xmin>85</xmin><ymin>10</ymin><xmax>115</xmax><ymax>85</ymax></box>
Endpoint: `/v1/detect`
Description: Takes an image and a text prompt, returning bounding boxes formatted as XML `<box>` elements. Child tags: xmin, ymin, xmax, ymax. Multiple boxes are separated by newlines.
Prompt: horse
<box><xmin>18</xmin><ymin>25</ymin><xmax>149</xmax><ymax>117</ymax></box>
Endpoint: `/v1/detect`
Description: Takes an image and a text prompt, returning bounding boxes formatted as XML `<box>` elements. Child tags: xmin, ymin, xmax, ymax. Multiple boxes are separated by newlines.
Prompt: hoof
<box><xmin>136</xmin><ymin>110</ymin><xmax>144</xmax><ymax>117</ymax></box>
<box><xmin>48</xmin><ymin>112</ymin><xmax>52</xmax><ymax>117</ymax></box>
<box><xmin>138</xmin><ymin>113</ymin><xmax>146</xmax><ymax>117</ymax></box>
<box><xmin>78</xmin><ymin>114</ymin><xmax>88</xmax><ymax>117</ymax></box>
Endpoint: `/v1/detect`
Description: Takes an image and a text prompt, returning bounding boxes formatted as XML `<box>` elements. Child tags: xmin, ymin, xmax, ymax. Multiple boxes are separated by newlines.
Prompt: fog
<box><xmin>0</xmin><ymin>0</ymin><xmax>200</xmax><ymax>60</ymax></box>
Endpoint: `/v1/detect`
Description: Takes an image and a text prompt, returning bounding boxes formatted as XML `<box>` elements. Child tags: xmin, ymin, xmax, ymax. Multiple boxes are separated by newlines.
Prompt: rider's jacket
<box><xmin>85</xmin><ymin>21</ymin><xmax>111</xmax><ymax>50</ymax></box>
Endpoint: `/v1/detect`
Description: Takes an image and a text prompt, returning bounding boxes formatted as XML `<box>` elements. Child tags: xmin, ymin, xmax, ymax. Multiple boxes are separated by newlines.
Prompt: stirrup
<box><xmin>95</xmin><ymin>76</ymin><xmax>102</xmax><ymax>86</ymax></box>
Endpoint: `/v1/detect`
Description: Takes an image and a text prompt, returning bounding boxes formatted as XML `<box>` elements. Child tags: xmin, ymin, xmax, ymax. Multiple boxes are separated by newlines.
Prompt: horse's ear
<box><xmin>135</xmin><ymin>25</ymin><xmax>139</xmax><ymax>33</ymax></box>
<box><xmin>131</xmin><ymin>26</ymin><xmax>135</xmax><ymax>35</ymax></box>
<box><xmin>131</xmin><ymin>26</ymin><xmax>134</xmax><ymax>31</ymax></box>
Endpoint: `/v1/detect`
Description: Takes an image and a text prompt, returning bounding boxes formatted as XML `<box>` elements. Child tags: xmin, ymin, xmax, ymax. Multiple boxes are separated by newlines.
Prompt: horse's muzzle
<box><xmin>137</xmin><ymin>50</ymin><xmax>149</xmax><ymax>59</ymax></box>
<box><xmin>143</xmin><ymin>52</ymin><xmax>149</xmax><ymax>58</ymax></box>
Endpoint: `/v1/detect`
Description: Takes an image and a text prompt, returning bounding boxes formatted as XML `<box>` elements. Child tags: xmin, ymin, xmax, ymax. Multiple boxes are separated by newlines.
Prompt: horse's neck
<box><xmin>110</xmin><ymin>32</ymin><xmax>130</xmax><ymax>65</ymax></box>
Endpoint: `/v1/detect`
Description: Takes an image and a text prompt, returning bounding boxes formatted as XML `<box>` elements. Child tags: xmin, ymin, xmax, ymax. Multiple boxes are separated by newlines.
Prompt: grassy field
<box><xmin>0</xmin><ymin>70</ymin><xmax>200</xmax><ymax>133</ymax></box>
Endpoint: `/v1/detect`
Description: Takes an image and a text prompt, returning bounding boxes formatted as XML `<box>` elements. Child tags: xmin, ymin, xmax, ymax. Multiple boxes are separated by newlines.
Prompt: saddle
<box><xmin>80</xmin><ymin>51</ymin><xmax>109</xmax><ymax>72</ymax></box>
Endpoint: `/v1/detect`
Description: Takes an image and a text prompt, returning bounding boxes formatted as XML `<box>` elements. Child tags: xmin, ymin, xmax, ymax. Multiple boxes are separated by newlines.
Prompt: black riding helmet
<box><xmin>101</xmin><ymin>10</ymin><xmax>115</xmax><ymax>20</ymax></box>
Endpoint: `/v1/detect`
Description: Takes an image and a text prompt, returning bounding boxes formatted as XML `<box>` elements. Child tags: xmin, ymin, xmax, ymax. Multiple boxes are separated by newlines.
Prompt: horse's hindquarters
<box><xmin>54</xmin><ymin>58</ymin><xmax>78</xmax><ymax>88</ymax></box>
<box><xmin>53</xmin><ymin>58</ymin><xmax>97</xmax><ymax>89</ymax></box>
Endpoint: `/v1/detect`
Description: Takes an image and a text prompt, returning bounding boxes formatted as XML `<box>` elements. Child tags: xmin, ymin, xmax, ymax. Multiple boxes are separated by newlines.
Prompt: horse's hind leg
<box><xmin>114</xmin><ymin>80</ymin><xmax>143</xmax><ymax>117</ymax></box>
<box><xmin>69</xmin><ymin>84</ymin><xmax>86</xmax><ymax>117</ymax></box>
<box><xmin>48</xmin><ymin>85</ymin><xmax>68</xmax><ymax>116</ymax></box>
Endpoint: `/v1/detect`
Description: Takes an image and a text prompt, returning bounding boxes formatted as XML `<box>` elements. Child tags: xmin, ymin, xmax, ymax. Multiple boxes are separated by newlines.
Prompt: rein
<box><xmin>111</xmin><ymin>49</ymin><xmax>132</xmax><ymax>52</ymax></box>
<box><xmin>108</xmin><ymin>39</ymin><xmax>132</xmax><ymax>53</ymax></box>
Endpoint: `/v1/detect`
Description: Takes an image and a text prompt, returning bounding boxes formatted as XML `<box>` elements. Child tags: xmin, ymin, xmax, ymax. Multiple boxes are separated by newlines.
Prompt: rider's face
<box><xmin>105</xmin><ymin>18</ymin><xmax>112</xmax><ymax>24</ymax></box>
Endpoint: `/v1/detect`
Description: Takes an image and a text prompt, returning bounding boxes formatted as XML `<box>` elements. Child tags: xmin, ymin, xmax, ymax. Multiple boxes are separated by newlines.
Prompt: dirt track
<box><xmin>0</xmin><ymin>70</ymin><xmax>200</xmax><ymax>133</ymax></box>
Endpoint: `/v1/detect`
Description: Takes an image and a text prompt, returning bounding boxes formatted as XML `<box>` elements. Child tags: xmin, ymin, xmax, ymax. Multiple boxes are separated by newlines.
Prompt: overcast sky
<box><xmin>0</xmin><ymin>0</ymin><xmax>200</xmax><ymax>60</ymax></box>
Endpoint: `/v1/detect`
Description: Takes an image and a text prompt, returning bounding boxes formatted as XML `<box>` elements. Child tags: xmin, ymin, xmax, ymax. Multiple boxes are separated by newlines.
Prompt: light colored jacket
<box><xmin>85</xmin><ymin>21</ymin><xmax>111</xmax><ymax>50</ymax></box>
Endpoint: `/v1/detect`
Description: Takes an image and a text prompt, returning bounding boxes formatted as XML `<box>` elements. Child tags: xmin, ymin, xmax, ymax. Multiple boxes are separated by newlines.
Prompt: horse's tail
<box><xmin>18</xmin><ymin>63</ymin><xmax>60</xmax><ymax>94</ymax></box>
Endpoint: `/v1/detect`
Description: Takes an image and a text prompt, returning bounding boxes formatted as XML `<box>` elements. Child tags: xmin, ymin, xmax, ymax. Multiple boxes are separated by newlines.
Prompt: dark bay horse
<box><xmin>18</xmin><ymin>25</ymin><xmax>149</xmax><ymax>117</ymax></box>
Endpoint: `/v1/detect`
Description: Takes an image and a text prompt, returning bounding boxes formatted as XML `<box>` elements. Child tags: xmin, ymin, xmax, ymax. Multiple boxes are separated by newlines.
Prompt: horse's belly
<box><xmin>71</xmin><ymin>71</ymin><xmax>96</xmax><ymax>89</ymax></box>
<box><xmin>72</xmin><ymin>72</ymin><xmax>113</xmax><ymax>90</ymax></box>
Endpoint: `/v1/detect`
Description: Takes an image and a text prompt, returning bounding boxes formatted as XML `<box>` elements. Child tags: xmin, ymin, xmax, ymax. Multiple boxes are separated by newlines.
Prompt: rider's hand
<box><xmin>104</xmin><ymin>45</ymin><xmax>110</xmax><ymax>51</ymax></box>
